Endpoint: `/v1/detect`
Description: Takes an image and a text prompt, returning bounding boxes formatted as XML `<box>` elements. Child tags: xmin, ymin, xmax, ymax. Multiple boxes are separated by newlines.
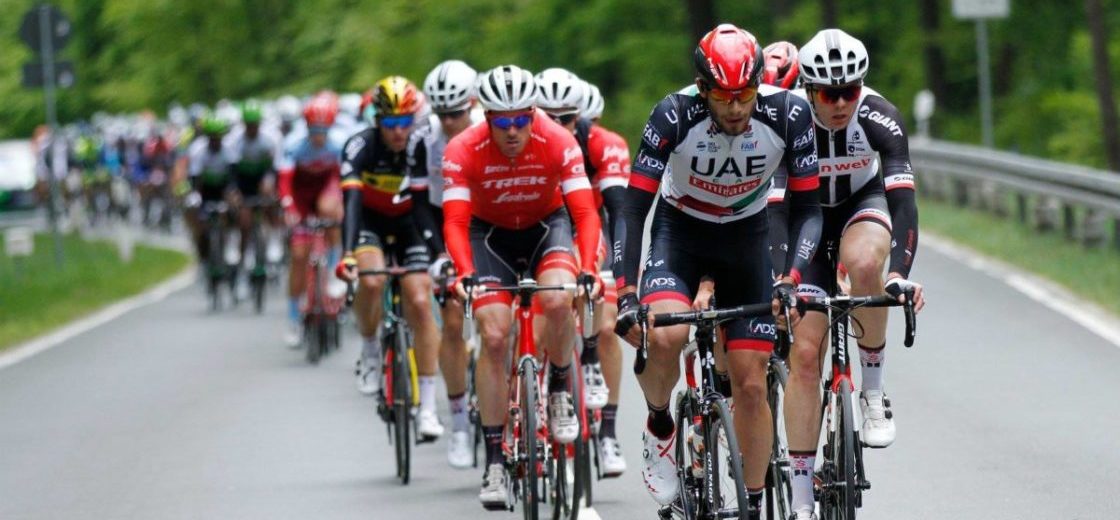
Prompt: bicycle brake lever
<box><xmin>345</xmin><ymin>281</ymin><xmax>356</xmax><ymax>307</ymax></box>
<box><xmin>903</xmin><ymin>289</ymin><xmax>916</xmax><ymax>348</ymax></box>
<box><xmin>633</xmin><ymin>304</ymin><xmax>649</xmax><ymax>376</ymax></box>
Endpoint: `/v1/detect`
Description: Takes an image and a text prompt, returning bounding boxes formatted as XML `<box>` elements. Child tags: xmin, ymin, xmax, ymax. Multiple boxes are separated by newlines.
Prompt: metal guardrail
<box><xmin>910</xmin><ymin>138</ymin><xmax>1120</xmax><ymax>248</ymax></box>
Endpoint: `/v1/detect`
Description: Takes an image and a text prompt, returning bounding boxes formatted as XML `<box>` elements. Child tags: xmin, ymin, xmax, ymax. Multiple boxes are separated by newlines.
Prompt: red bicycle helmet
<box><xmin>694</xmin><ymin>23</ymin><xmax>764</xmax><ymax>90</ymax></box>
<box><xmin>303</xmin><ymin>96</ymin><xmax>337</xmax><ymax>127</ymax></box>
<box><xmin>762</xmin><ymin>41</ymin><xmax>800</xmax><ymax>89</ymax></box>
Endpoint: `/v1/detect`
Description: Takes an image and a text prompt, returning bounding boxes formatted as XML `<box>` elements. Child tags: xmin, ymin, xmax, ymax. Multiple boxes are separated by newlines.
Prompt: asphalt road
<box><xmin>1</xmin><ymin>244</ymin><xmax>1118</xmax><ymax>519</ymax></box>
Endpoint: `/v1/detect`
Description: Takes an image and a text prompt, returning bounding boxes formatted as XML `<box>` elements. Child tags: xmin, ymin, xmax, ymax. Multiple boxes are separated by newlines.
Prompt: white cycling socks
<box><xmin>859</xmin><ymin>344</ymin><xmax>885</xmax><ymax>392</ymax></box>
<box><xmin>449</xmin><ymin>393</ymin><xmax>470</xmax><ymax>432</ymax></box>
<box><xmin>790</xmin><ymin>450</ymin><xmax>816</xmax><ymax>513</ymax></box>
<box><xmin>361</xmin><ymin>334</ymin><xmax>380</xmax><ymax>360</ymax></box>
<box><xmin>419</xmin><ymin>376</ymin><xmax>438</xmax><ymax>415</ymax></box>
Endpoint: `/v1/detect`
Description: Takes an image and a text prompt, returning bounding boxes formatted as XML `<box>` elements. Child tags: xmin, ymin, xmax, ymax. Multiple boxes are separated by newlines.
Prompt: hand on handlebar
<box><xmin>693</xmin><ymin>277</ymin><xmax>715</xmax><ymax>310</ymax></box>
<box><xmin>885</xmin><ymin>276</ymin><xmax>925</xmax><ymax>313</ymax></box>
<box><xmin>455</xmin><ymin>274</ymin><xmax>478</xmax><ymax>302</ymax></box>
<box><xmin>335</xmin><ymin>255</ymin><xmax>357</xmax><ymax>282</ymax></box>
<box><xmin>614</xmin><ymin>292</ymin><xmax>646</xmax><ymax>348</ymax></box>
<box><xmin>576</xmin><ymin>271</ymin><xmax>602</xmax><ymax>301</ymax></box>
<box><xmin>771</xmin><ymin>279</ymin><xmax>802</xmax><ymax>332</ymax></box>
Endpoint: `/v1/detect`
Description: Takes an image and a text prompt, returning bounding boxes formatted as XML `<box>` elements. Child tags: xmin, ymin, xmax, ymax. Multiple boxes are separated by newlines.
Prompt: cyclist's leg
<box><xmin>316</xmin><ymin>179</ymin><xmax>344</xmax><ymax>268</ymax></box>
<box><xmin>440</xmin><ymin>298</ymin><xmax>470</xmax><ymax>422</ymax></box>
<box><xmin>397</xmin><ymin>223</ymin><xmax>442</xmax><ymax>437</ymax></box>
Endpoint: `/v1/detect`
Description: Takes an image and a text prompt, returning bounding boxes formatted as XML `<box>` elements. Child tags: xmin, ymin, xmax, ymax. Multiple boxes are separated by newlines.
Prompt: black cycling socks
<box><xmin>483</xmin><ymin>425</ymin><xmax>504</xmax><ymax>466</ymax></box>
<box><xmin>646</xmin><ymin>401</ymin><xmax>674</xmax><ymax>440</ymax></box>
<box><xmin>715</xmin><ymin>370</ymin><xmax>732</xmax><ymax>399</ymax></box>
<box><xmin>547</xmin><ymin>362</ymin><xmax>570</xmax><ymax>393</ymax></box>
<box><xmin>581</xmin><ymin>333</ymin><xmax>600</xmax><ymax>364</ymax></box>
<box><xmin>747</xmin><ymin>487</ymin><xmax>764</xmax><ymax>515</ymax></box>
<box><xmin>599</xmin><ymin>404</ymin><xmax>618</xmax><ymax>440</ymax></box>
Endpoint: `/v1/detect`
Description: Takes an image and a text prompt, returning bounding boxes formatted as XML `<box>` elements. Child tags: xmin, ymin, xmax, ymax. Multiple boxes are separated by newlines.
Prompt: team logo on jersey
<box><xmin>484</xmin><ymin>165</ymin><xmax>510</xmax><ymax>174</ymax></box>
<box><xmin>689</xmin><ymin>175</ymin><xmax>764</xmax><ymax>197</ymax></box>
<box><xmin>493</xmin><ymin>191</ymin><xmax>542</xmax><ymax>204</ymax></box>
<box><xmin>442</xmin><ymin>158</ymin><xmax>462</xmax><ymax>172</ymax></box>
<box><xmin>740</xmin><ymin>140</ymin><xmax>757</xmax><ymax>151</ymax></box>
<box><xmin>601</xmin><ymin>145</ymin><xmax>628</xmax><ymax>163</ymax></box>
<box><xmin>562</xmin><ymin>146</ymin><xmax>583</xmax><ymax>166</ymax></box>
<box><xmin>792</xmin><ymin>128</ymin><xmax>814</xmax><ymax>150</ymax></box>
<box><xmin>481</xmin><ymin>176</ymin><xmax>547</xmax><ymax>189</ymax></box>
<box><xmin>858</xmin><ymin>105</ymin><xmax>904</xmax><ymax>137</ymax></box>
<box><xmin>690</xmin><ymin>155</ymin><xmax>767</xmax><ymax>178</ymax></box>
<box><xmin>696</xmin><ymin>141</ymin><xmax>720</xmax><ymax>153</ymax></box>
<box><xmin>344</xmin><ymin>138</ymin><xmax>365</xmax><ymax>159</ymax></box>
<box><xmin>642</xmin><ymin>123</ymin><xmax>666</xmax><ymax>150</ymax></box>
<box><xmin>819</xmin><ymin>157</ymin><xmax>872</xmax><ymax>174</ymax></box>
<box><xmin>794</xmin><ymin>151</ymin><xmax>818</xmax><ymax>170</ymax></box>
<box><xmin>636</xmin><ymin>153</ymin><xmax>665</xmax><ymax>172</ymax></box>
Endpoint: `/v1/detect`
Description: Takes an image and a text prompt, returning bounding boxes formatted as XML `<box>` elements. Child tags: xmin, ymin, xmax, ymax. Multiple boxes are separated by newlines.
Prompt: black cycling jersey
<box><xmin>768</xmin><ymin>87</ymin><xmax>918</xmax><ymax>278</ymax></box>
<box><xmin>340</xmin><ymin>127</ymin><xmax>411</xmax><ymax>255</ymax></box>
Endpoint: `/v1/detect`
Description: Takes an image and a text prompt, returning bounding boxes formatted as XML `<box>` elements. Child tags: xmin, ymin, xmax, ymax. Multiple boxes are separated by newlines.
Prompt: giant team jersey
<box><xmin>631</xmin><ymin>85</ymin><xmax>819</xmax><ymax>224</ymax></box>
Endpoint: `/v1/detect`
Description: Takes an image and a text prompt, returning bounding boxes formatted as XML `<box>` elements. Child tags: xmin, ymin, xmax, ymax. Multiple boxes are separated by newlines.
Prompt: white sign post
<box><xmin>954</xmin><ymin>0</ymin><xmax>1010</xmax><ymax>148</ymax></box>
<box><xmin>5</xmin><ymin>226</ymin><xmax>35</xmax><ymax>278</ymax></box>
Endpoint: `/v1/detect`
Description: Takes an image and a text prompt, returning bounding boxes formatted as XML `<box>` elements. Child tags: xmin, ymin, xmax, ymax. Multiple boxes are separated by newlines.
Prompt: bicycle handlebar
<box><xmin>797</xmin><ymin>294</ymin><xmax>917</xmax><ymax>348</ymax></box>
<box><xmin>344</xmin><ymin>266</ymin><xmax>429</xmax><ymax>307</ymax></box>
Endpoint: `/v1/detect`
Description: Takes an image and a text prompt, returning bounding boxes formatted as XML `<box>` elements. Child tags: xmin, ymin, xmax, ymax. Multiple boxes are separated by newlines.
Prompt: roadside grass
<box><xmin>918</xmin><ymin>196</ymin><xmax>1120</xmax><ymax>315</ymax></box>
<box><xmin>0</xmin><ymin>232</ymin><xmax>191</xmax><ymax>350</ymax></box>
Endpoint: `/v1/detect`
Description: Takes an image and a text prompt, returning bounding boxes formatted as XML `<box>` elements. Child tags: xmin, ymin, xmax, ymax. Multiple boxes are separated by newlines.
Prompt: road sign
<box><xmin>22</xmin><ymin>61</ymin><xmax>75</xmax><ymax>89</ymax></box>
<box><xmin>19</xmin><ymin>5</ymin><xmax>71</xmax><ymax>51</ymax></box>
<box><xmin>952</xmin><ymin>0</ymin><xmax>1010</xmax><ymax>19</ymax></box>
<box><xmin>5</xmin><ymin>227</ymin><xmax>35</xmax><ymax>257</ymax></box>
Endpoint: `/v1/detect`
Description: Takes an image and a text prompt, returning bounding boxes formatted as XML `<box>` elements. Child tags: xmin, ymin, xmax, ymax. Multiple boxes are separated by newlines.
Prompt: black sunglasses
<box><xmin>437</xmin><ymin>109</ymin><xmax>469</xmax><ymax>120</ymax></box>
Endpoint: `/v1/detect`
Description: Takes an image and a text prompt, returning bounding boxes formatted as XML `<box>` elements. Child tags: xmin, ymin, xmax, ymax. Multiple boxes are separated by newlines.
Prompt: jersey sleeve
<box><xmin>406</xmin><ymin>131</ymin><xmax>444</xmax><ymax>255</ymax></box>
<box><xmin>555</xmin><ymin>133</ymin><xmax>601</xmax><ymax>273</ymax></box>
<box><xmin>339</xmin><ymin>133</ymin><xmax>366</xmax><ymax>192</ymax></box>
<box><xmin>780</xmin><ymin>93</ymin><xmax>822</xmax><ymax>283</ymax></box>
<box><xmin>629</xmin><ymin>95</ymin><xmax>682</xmax><ymax>194</ymax></box>
<box><xmin>862</xmin><ymin>95</ymin><xmax>919</xmax><ymax>278</ymax></box>
<box><xmin>440</xmin><ymin>137</ymin><xmax>475</xmax><ymax>276</ymax></box>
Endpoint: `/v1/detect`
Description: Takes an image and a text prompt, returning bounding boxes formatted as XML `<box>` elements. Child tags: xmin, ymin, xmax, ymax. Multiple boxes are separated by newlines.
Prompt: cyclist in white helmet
<box><xmin>774</xmin><ymin>28</ymin><xmax>926</xmax><ymax>520</ymax></box>
<box><xmin>407</xmin><ymin>59</ymin><xmax>484</xmax><ymax>469</ymax></box>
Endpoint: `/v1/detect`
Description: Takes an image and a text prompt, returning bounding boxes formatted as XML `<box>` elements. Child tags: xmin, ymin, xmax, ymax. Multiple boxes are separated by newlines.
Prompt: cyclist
<box><xmin>333</xmin><ymin>77</ymin><xmax>445</xmax><ymax>442</ymax></box>
<box><xmin>772</xmin><ymin>29</ymin><xmax>926</xmax><ymax>520</ymax></box>
<box><xmin>406</xmin><ymin>60</ymin><xmax>484</xmax><ymax>468</ymax></box>
<box><xmin>441</xmin><ymin>64</ymin><xmax>602</xmax><ymax>509</ymax></box>
<box><xmin>185</xmin><ymin>116</ymin><xmax>236</xmax><ymax>263</ymax></box>
<box><xmin>762</xmin><ymin>41</ymin><xmax>802</xmax><ymax>274</ymax></box>
<box><xmin>278</xmin><ymin>96</ymin><xmax>345</xmax><ymax>347</ymax></box>
<box><xmin>228</xmin><ymin>100</ymin><xmax>280</xmax><ymax>299</ymax></box>
<box><xmin>612</xmin><ymin>24</ymin><xmax>822</xmax><ymax>517</ymax></box>
<box><xmin>537</xmin><ymin>69</ymin><xmax>630</xmax><ymax>477</ymax></box>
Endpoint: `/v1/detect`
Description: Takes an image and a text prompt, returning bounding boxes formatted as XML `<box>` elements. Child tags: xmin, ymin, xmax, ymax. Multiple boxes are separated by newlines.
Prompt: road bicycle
<box><xmin>296</xmin><ymin>218</ymin><xmax>342</xmax><ymax>364</ymax></box>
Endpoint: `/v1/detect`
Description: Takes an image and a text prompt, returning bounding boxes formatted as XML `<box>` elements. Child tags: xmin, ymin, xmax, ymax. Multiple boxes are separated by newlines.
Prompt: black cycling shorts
<box><xmin>355</xmin><ymin>211</ymin><xmax>430</xmax><ymax>270</ymax></box>
<box><xmin>798</xmin><ymin>181</ymin><xmax>891</xmax><ymax>300</ymax></box>
<box><xmin>470</xmin><ymin>208</ymin><xmax>578</xmax><ymax>308</ymax></box>
<box><xmin>640</xmin><ymin>199</ymin><xmax>776</xmax><ymax>352</ymax></box>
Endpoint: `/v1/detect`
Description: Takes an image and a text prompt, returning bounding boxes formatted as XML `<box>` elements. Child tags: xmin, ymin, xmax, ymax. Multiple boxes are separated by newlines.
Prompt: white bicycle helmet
<box><xmin>276</xmin><ymin>95</ymin><xmax>303</xmax><ymax>123</ymax></box>
<box><xmin>424</xmin><ymin>60</ymin><xmax>478</xmax><ymax>112</ymax></box>
<box><xmin>798</xmin><ymin>28</ymin><xmax>869</xmax><ymax>86</ymax></box>
<box><xmin>534</xmin><ymin>68</ymin><xmax>583</xmax><ymax>113</ymax></box>
<box><xmin>477</xmin><ymin>65</ymin><xmax>537</xmax><ymax>112</ymax></box>
<box><xmin>579</xmin><ymin>81</ymin><xmax>604</xmax><ymax>120</ymax></box>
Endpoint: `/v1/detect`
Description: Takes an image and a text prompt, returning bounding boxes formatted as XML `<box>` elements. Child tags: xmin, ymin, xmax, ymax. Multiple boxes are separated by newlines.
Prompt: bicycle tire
<box><xmin>304</xmin><ymin>314</ymin><xmax>321</xmax><ymax>364</ymax></box>
<box><xmin>519</xmin><ymin>357</ymin><xmax>540</xmax><ymax>520</ymax></box>
<box><xmin>550</xmin><ymin>354</ymin><xmax>584</xmax><ymax>520</ymax></box>
<box><xmin>767</xmin><ymin>357</ymin><xmax>793</xmax><ymax>520</ymax></box>
<box><xmin>393</xmin><ymin>328</ymin><xmax>412</xmax><ymax>485</ymax></box>
<box><xmin>705</xmin><ymin>397</ymin><xmax>748</xmax><ymax>520</ymax></box>
<box><xmin>468</xmin><ymin>353</ymin><xmax>481</xmax><ymax>469</ymax></box>
<box><xmin>836</xmin><ymin>384</ymin><xmax>858</xmax><ymax>519</ymax></box>
<box><xmin>674</xmin><ymin>391</ymin><xmax>699</xmax><ymax>520</ymax></box>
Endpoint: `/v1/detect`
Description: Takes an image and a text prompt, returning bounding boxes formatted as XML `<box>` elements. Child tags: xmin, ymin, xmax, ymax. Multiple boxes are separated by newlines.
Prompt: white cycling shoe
<box><xmin>548</xmin><ymin>391</ymin><xmax>579</xmax><ymax>443</ymax></box>
<box><xmin>582</xmin><ymin>362</ymin><xmax>609</xmax><ymax>410</ymax></box>
<box><xmin>447</xmin><ymin>430</ymin><xmax>473</xmax><ymax>469</ymax></box>
<box><xmin>860</xmin><ymin>390</ymin><xmax>896</xmax><ymax>448</ymax></box>
<box><xmin>354</xmin><ymin>356</ymin><xmax>380</xmax><ymax>396</ymax></box>
<box><xmin>284</xmin><ymin>322</ymin><xmax>302</xmax><ymax>349</ymax></box>
<box><xmin>479</xmin><ymin>463</ymin><xmax>510</xmax><ymax>510</ymax></box>
<box><xmin>790</xmin><ymin>507</ymin><xmax>819</xmax><ymax>519</ymax></box>
<box><xmin>598</xmin><ymin>436</ymin><xmax>627</xmax><ymax>477</ymax></box>
<box><xmin>417</xmin><ymin>409</ymin><xmax>445</xmax><ymax>441</ymax></box>
<box><xmin>641</xmin><ymin>427</ymin><xmax>679</xmax><ymax>506</ymax></box>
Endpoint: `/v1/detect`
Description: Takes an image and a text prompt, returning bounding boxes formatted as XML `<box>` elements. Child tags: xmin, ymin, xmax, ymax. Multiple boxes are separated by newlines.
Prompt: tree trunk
<box><xmin>918</xmin><ymin>0</ymin><xmax>948</xmax><ymax>104</ymax></box>
<box><xmin>684</xmin><ymin>0</ymin><xmax>717</xmax><ymax>43</ymax></box>
<box><xmin>821</xmin><ymin>0</ymin><xmax>837</xmax><ymax>27</ymax></box>
<box><xmin>1086</xmin><ymin>0</ymin><xmax>1120</xmax><ymax>172</ymax></box>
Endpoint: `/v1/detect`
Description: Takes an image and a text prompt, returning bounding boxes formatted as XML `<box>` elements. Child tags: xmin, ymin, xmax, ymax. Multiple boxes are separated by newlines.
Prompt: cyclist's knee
<box><xmin>788</xmin><ymin>338</ymin><xmax>824</xmax><ymax>381</ymax></box>
<box><xmin>359</xmin><ymin>275</ymin><xmax>385</xmax><ymax>294</ymax></box>
<box><xmin>845</xmin><ymin>255</ymin><xmax>885</xmax><ymax>290</ymax></box>
<box><xmin>479</xmin><ymin>321</ymin><xmax>510</xmax><ymax>360</ymax></box>
<box><xmin>536</xmin><ymin>291</ymin><xmax>573</xmax><ymax>320</ymax></box>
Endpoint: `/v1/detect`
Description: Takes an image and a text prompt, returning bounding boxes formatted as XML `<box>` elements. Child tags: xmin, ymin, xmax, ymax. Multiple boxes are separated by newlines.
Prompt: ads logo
<box><xmin>646</xmin><ymin>277</ymin><xmax>677</xmax><ymax>289</ymax></box>
<box><xmin>750</xmin><ymin>320</ymin><xmax>777</xmax><ymax>337</ymax></box>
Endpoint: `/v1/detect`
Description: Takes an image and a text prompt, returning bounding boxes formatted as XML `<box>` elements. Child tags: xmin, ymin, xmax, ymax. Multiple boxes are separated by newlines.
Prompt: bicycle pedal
<box><xmin>481</xmin><ymin>502</ymin><xmax>508</xmax><ymax>512</ymax></box>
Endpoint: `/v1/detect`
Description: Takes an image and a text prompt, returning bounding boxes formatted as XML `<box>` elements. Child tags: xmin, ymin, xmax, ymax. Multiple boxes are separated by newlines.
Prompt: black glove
<box><xmin>884</xmin><ymin>277</ymin><xmax>917</xmax><ymax>303</ymax></box>
<box><xmin>613</xmin><ymin>292</ymin><xmax>641</xmax><ymax>337</ymax></box>
<box><xmin>772</xmin><ymin>281</ymin><xmax>798</xmax><ymax>311</ymax></box>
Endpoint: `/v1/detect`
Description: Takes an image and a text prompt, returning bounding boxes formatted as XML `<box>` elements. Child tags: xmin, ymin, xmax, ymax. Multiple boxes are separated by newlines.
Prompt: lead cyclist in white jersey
<box><xmin>769</xmin><ymin>29</ymin><xmax>927</xmax><ymax>520</ymax></box>
<box><xmin>405</xmin><ymin>59</ymin><xmax>485</xmax><ymax>470</ymax></box>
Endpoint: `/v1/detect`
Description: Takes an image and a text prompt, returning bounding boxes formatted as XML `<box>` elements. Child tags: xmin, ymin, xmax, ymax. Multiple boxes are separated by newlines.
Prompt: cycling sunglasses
<box><xmin>379</xmin><ymin>114</ymin><xmax>415</xmax><ymax>129</ymax></box>
<box><xmin>814</xmin><ymin>84</ymin><xmax>862</xmax><ymax>104</ymax></box>
<box><xmin>546</xmin><ymin>111</ymin><xmax>579</xmax><ymax>125</ymax></box>
<box><xmin>437</xmin><ymin>109</ymin><xmax>469</xmax><ymax>120</ymax></box>
<box><xmin>706</xmin><ymin>85</ymin><xmax>758</xmax><ymax>104</ymax></box>
<box><xmin>488</xmin><ymin>112</ymin><xmax>534</xmax><ymax>130</ymax></box>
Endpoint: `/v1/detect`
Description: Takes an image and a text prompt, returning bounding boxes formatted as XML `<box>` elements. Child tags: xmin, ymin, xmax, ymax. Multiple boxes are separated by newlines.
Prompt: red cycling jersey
<box><xmin>442</xmin><ymin>112</ymin><xmax>601</xmax><ymax>276</ymax></box>
<box><xmin>585</xmin><ymin>124</ymin><xmax>631</xmax><ymax>209</ymax></box>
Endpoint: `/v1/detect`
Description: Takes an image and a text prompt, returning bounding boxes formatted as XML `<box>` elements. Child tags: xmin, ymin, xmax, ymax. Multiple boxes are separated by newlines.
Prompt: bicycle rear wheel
<box><xmin>705</xmin><ymin>398</ymin><xmax>748</xmax><ymax>520</ymax></box>
<box><xmin>550</xmin><ymin>354</ymin><xmax>585</xmax><ymax>520</ymax></box>
<box><xmin>392</xmin><ymin>329</ymin><xmax>412</xmax><ymax>485</ymax></box>
<box><xmin>767</xmin><ymin>357</ymin><xmax>793</xmax><ymax>520</ymax></box>
<box><xmin>518</xmin><ymin>358</ymin><xmax>541</xmax><ymax>520</ymax></box>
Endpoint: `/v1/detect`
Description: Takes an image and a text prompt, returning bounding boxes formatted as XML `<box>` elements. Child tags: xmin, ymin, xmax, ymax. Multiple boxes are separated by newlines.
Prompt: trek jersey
<box><xmin>770</xmin><ymin>86</ymin><xmax>918</xmax><ymax>278</ymax></box>
<box><xmin>440</xmin><ymin>112</ymin><xmax>602</xmax><ymax>276</ymax></box>
<box><xmin>616</xmin><ymin>85</ymin><xmax>822</xmax><ymax>288</ymax></box>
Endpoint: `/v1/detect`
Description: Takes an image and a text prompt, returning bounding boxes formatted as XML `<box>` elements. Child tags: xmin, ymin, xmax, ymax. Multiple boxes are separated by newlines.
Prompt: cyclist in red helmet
<box><xmin>762</xmin><ymin>41</ymin><xmax>801</xmax><ymax>90</ymax></box>
<box><xmin>613</xmin><ymin>24</ymin><xmax>822</xmax><ymax>515</ymax></box>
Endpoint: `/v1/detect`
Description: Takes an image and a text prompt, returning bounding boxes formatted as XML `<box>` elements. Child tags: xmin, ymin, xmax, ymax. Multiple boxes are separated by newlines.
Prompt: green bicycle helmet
<box><xmin>241</xmin><ymin>99</ymin><xmax>263</xmax><ymax>124</ymax></box>
<box><xmin>201</xmin><ymin>116</ymin><xmax>229</xmax><ymax>135</ymax></box>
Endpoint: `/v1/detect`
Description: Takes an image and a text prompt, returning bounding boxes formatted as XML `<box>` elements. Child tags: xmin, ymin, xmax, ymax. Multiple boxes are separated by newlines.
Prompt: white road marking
<box><xmin>923</xmin><ymin>233</ymin><xmax>1120</xmax><ymax>349</ymax></box>
<box><xmin>578</xmin><ymin>506</ymin><xmax>603</xmax><ymax>520</ymax></box>
<box><xmin>0</xmin><ymin>267</ymin><xmax>196</xmax><ymax>371</ymax></box>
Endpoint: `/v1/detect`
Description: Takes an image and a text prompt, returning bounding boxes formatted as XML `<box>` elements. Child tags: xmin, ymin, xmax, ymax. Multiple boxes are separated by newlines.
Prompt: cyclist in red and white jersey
<box><xmin>612</xmin><ymin>24</ymin><xmax>823</xmax><ymax>516</ymax></box>
<box><xmin>278</xmin><ymin>95</ymin><xmax>345</xmax><ymax>347</ymax></box>
<box><xmin>536</xmin><ymin>68</ymin><xmax>630</xmax><ymax>477</ymax></box>
<box><xmin>441</xmin><ymin>65</ymin><xmax>602</xmax><ymax>509</ymax></box>
<box><xmin>407</xmin><ymin>59</ymin><xmax>485</xmax><ymax>468</ymax></box>
<box><xmin>769</xmin><ymin>29</ymin><xmax>926</xmax><ymax>520</ymax></box>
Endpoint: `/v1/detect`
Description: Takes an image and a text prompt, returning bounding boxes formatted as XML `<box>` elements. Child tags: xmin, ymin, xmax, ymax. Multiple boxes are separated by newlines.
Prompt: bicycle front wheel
<box><xmin>705</xmin><ymin>397</ymin><xmax>748</xmax><ymax>520</ymax></box>
<box><xmin>392</xmin><ymin>329</ymin><xmax>412</xmax><ymax>485</ymax></box>
<box><xmin>518</xmin><ymin>358</ymin><xmax>541</xmax><ymax>520</ymax></box>
<box><xmin>767</xmin><ymin>357</ymin><xmax>793</xmax><ymax>520</ymax></box>
<box><xmin>674</xmin><ymin>391</ymin><xmax>698</xmax><ymax>520</ymax></box>
<box><xmin>821</xmin><ymin>384</ymin><xmax>858</xmax><ymax>520</ymax></box>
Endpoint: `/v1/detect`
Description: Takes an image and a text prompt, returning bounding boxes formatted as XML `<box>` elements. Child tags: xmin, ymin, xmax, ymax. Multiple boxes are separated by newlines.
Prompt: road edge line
<box><xmin>0</xmin><ymin>265</ymin><xmax>196</xmax><ymax>371</ymax></box>
<box><xmin>923</xmin><ymin>232</ymin><xmax>1120</xmax><ymax>349</ymax></box>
